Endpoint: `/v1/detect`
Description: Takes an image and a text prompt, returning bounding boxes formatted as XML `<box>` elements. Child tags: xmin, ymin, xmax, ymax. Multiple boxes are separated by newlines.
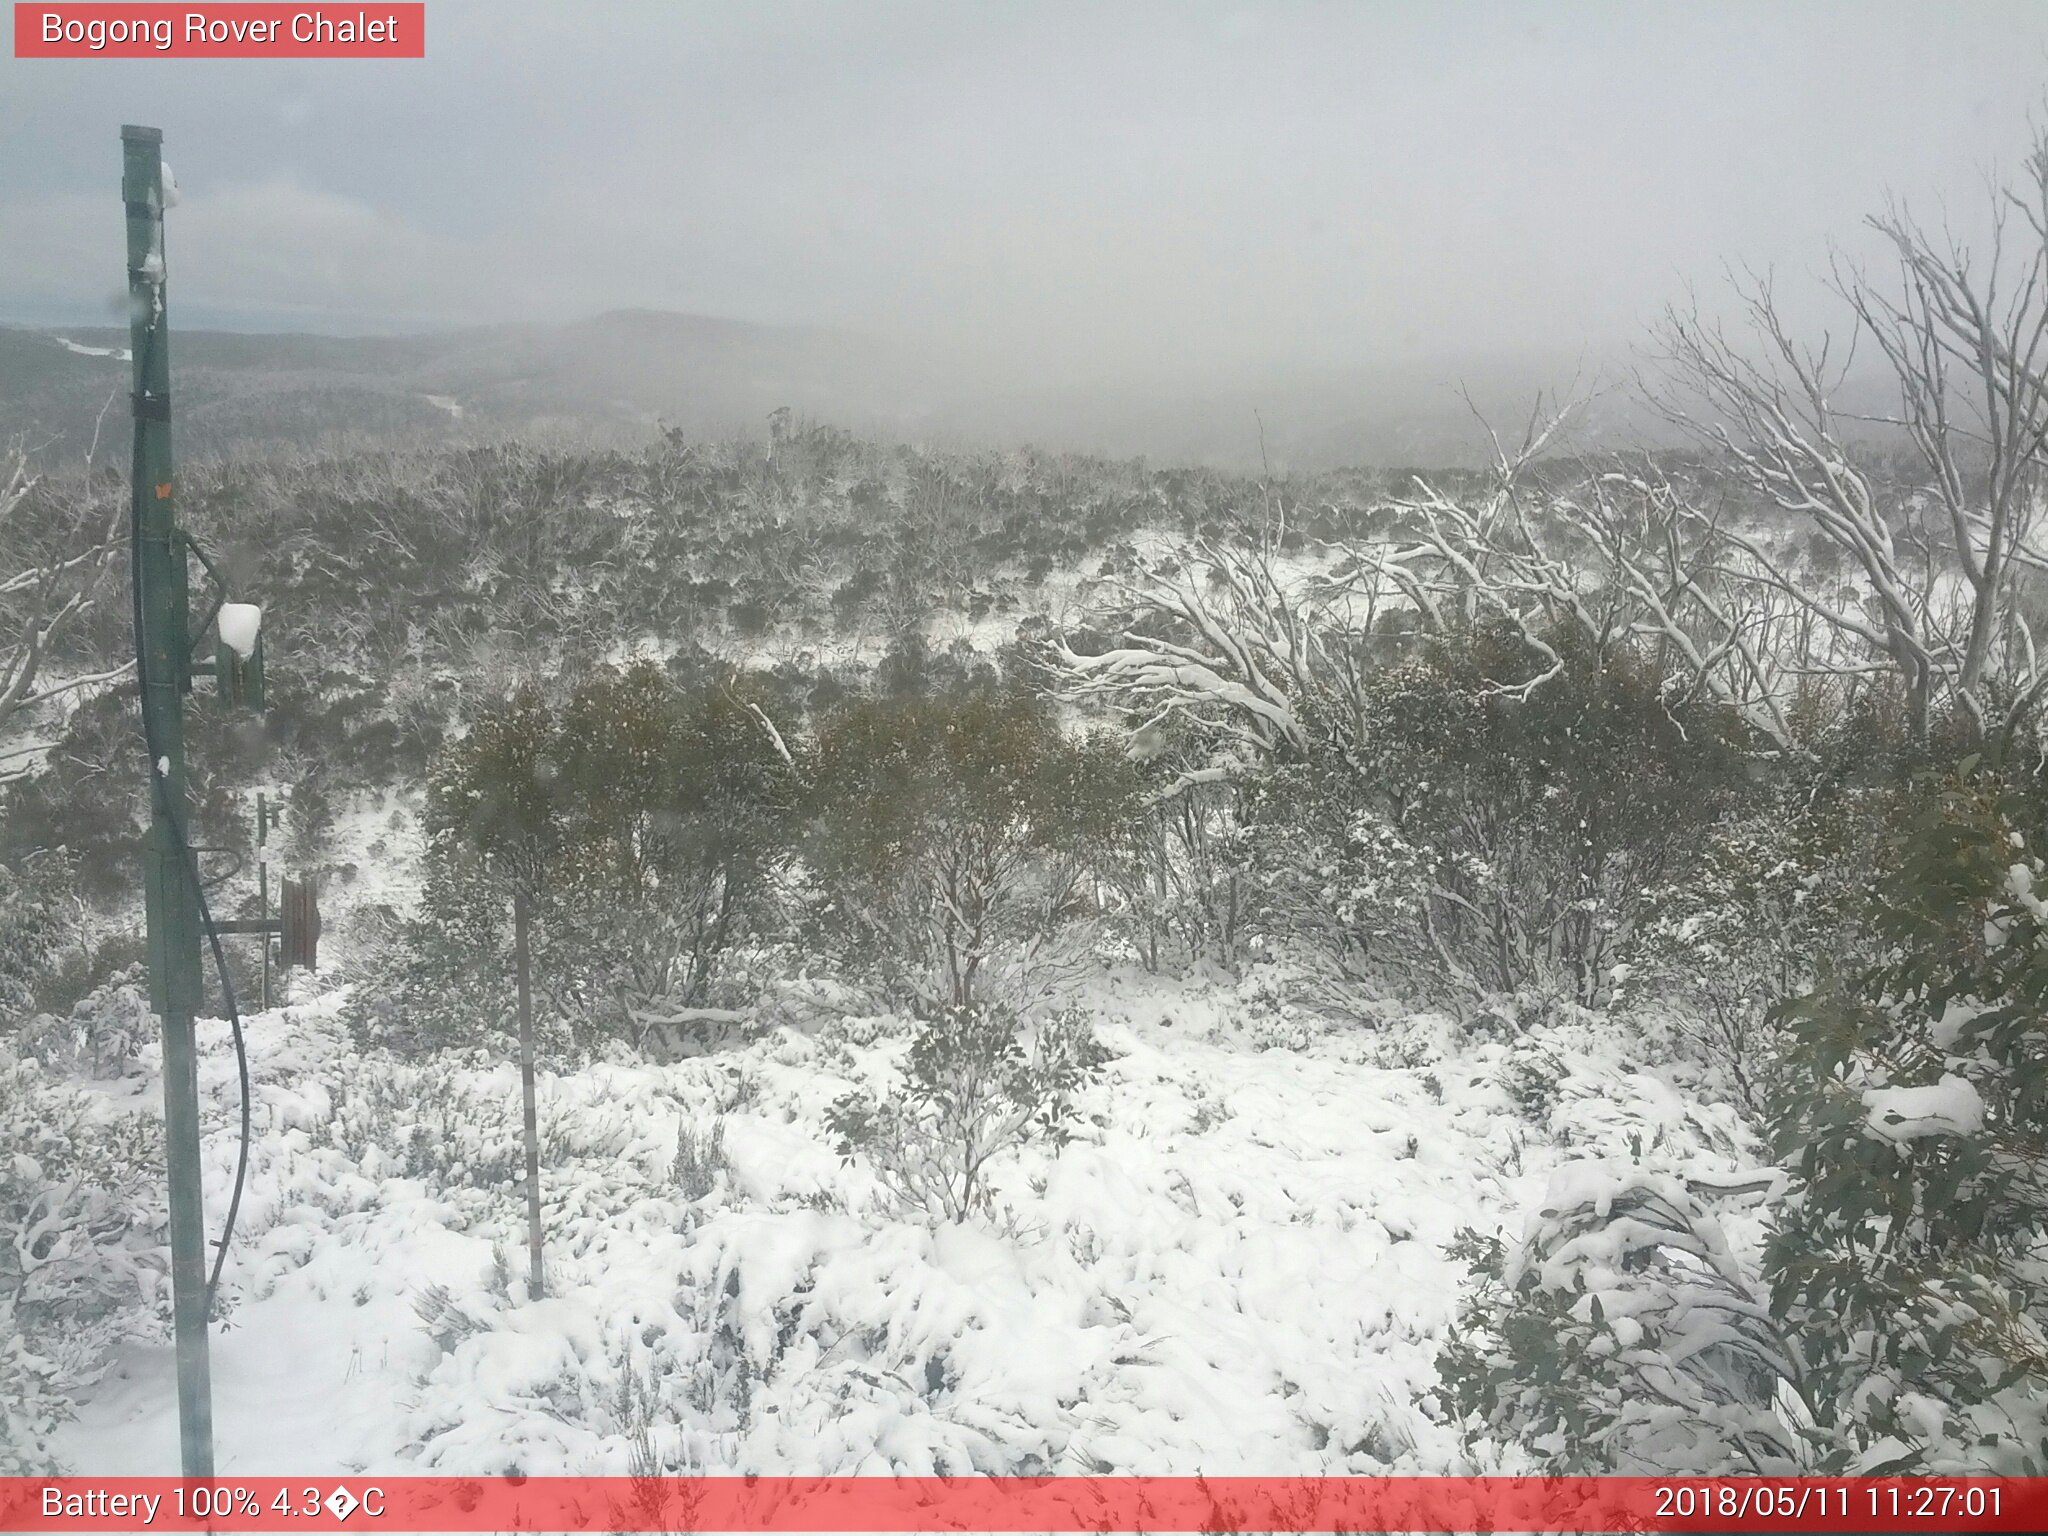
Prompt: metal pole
<box><xmin>258</xmin><ymin>793</ymin><xmax>271</xmax><ymax>1011</ymax></box>
<box><xmin>124</xmin><ymin>123</ymin><xmax>215</xmax><ymax>1479</ymax></box>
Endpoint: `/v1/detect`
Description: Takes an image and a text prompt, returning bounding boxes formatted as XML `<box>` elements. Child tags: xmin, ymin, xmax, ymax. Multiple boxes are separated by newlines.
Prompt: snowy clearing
<box><xmin>51</xmin><ymin>972</ymin><xmax>1762</xmax><ymax>1476</ymax></box>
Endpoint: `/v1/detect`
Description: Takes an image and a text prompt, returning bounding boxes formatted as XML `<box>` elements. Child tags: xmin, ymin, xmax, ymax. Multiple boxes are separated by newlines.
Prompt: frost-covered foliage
<box><xmin>1620</xmin><ymin>703</ymin><xmax>1956</xmax><ymax>1115</ymax></box>
<box><xmin>0</xmin><ymin>1051</ymin><xmax>166</xmax><ymax>1472</ymax></box>
<box><xmin>1447</xmin><ymin>765</ymin><xmax>2048</xmax><ymax>1478</ymax></box>
<box><xmin>827</xmin><ymin>1002</ymin><xmax>1109</xmax><ymax>1224</ymax></box>
<box><xmin>1235</xmin><ymin>756</ymin><xmax>1434</xmax><ymax>988</ymax></box>
<box><xmin>312</xmin><ymin>1052</ymin><xmax>636</xmax><ymax>1190</ymax></box>
<box><xmin>1101</xmin><ymin>776</ymin><xmax>1253</xmax><ymax>973</ymax></box>
<box><xmin>1763</xmin><ymin>770</ymin><xmax>2048</xmax><ymax>1473</ymax></box>
<box><xmin>1064</xmin><ymin>549</ymin><xmax>1747</xmax><ymax>1007</ymax></box>
<box><xmin>0</xmin><ymin>1306</ymin><xmax>69</xmax><ymax>1475</ymax></box>
<box><xmin>1438</xmin><ymin>1161</ymin><xmax>1800</xmax><ymax>1474</ymax></box>
<box><xmin>672</xmin><ymin>1117</ymin><xmax>730</xmax><ymax>1205</ymax></box>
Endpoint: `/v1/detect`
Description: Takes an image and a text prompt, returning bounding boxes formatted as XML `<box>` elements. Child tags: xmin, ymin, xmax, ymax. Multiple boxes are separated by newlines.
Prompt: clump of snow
<box><xmin>1929</xmin><ymin>998</ymin><xmax>1987</xmax><ymax>1052</ymax></box>
<box><xmin>159</xmin><ymin>163</ymin><xmax>180</xmax><ymax>209</ymax></box>
<box><xmin>2003</xmin><ymin>860</ymin><xmax>2048</xmax><ymax>924</ymax></box>
<box><xmin>218</xmin><ymin>603</ymin><xmax>262</xmax><ymax>660</ymax></box>
<box><xmin>54</xmin><ymin>337</ymin><xmax>132</xmax><ymax>362</ymax></box>
<box><xmin>1862</xmin><ymin>1074</ymin><xmax>1985</xmax><ymax>1144</ymax></box>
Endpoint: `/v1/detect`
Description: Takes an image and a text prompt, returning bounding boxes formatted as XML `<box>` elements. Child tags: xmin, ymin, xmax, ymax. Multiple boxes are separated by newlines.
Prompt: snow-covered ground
<box><xmin>54</xmin><ymin>969</ymin><xmax>1765</xmax><ymax>1477</ymax></box>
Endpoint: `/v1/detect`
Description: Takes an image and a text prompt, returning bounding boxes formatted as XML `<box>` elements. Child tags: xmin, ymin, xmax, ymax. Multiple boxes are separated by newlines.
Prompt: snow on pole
<box><xmin>218</xmin><ymin>601</ymin><xmax>262</xmax><ymax>659</ymax></box>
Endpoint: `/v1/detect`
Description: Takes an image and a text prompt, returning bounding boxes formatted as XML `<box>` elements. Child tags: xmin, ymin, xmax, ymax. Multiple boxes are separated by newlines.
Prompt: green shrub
<box><xmin>805</xmin><ymin>688</ymin><xmax>1134</xmax><ymax>1011</ymax></box>
<box><xmin>1268</xmin><ymin>621</ymin><xmax>1747</xmax><ymax>1008</ymax></box>
<box><xmin>1763</xmin><ymin>768</ymin><xmax>2048</xmax><ymax>1473</ymax></box>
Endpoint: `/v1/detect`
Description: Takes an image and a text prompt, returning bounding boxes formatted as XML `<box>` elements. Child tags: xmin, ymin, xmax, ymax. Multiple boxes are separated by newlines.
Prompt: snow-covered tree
<box><xmin>1653</xmin><ymin>127</ymin><xmax>2048</xmax><ymax>749</ymax></box>
<box><xmin>0</xmin><ymin>442</ymin><xmax>129</xmax><ymax>779</ymax></box>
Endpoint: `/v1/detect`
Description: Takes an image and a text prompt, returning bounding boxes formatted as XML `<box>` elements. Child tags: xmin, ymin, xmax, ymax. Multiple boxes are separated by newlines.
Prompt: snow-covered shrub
<box><xmin>826</xmin><ymin>1001</ymin><xmax>1109</xmax><ymax>1223</ymax></box>
<box><xmin>1762</xmin><ymin>769</ymin><xmax>2048</xmax><ymax>1472</ymax></box>
<box><xmin>671</xmin><ymin>1117</ymin><xmax>729</xmax><ymax>1203</ymax></box>
<box><xmin>319</xmin><ymin>1056</ymin><xmax>529</xmax><ymax>1188</ymax></box>
<box><xmin>0</xmin><ymin>1052</ymin><xmax>168</xmax><ymax>1471</ymax></box>
<box><xmin>1233</xmin><ymin>757</ymin><xmax>1436</xmax><ymax>989</ymax></box>
<box><xmin>0</xmin><ymin>1303</ymin><xmax>68</xmax><ymax>1474</ymax></box>
<box><xmin>1106</xmin><ymin>772</ymin><xmax>1254</xmax><ymax>974</ymax></box>
<box><xmin>1183</xmin><ymin>617</ymin><xmax>1744</xmax><ymax>1012</ymax></box>
<box><xmin>413</xmin><ymin>1280</ymin><xmax>497</xmax><ymax>1356</ymax></box>
<box><xmin>1497</xmin><ymin>1034</ymin><xmax>1569</xmax><ymax>1126</ymax></box>
<box><xmin>1437</xmin><ymin>1161</ymin><xmax>1801</xmax><ymax>1474</ymax></box>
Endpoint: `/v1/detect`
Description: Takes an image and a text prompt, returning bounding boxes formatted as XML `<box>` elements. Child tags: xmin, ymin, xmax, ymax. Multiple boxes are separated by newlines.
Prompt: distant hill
<box><xmin>0</xmin><ymin>310</ymin><xmax>925</xmax><ymax>464</ymax></box>
<box><xmin>0</xmin><ymin>309</ymin><xmax>1899</xmax><ymax>472</ymax></box>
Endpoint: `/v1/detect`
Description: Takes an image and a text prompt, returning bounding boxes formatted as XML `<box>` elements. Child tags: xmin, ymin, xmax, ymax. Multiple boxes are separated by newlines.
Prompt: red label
<box><xmin>0</xmin><ymin>1477</ymin><xmax>2044</xmax><ymax>1533</ymax></box>
<box><xmin>14</xmin><ymin>4</ymin><xmax>424</xmax><ymax>57</ymax></box>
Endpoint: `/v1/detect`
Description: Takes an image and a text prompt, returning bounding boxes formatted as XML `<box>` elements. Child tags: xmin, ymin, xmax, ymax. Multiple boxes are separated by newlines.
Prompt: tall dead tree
<box><xmin>0</xmin><ymin>441</ymin><xmax>131</xmax><ymax>771</ymax></box>
<box><xmin>1654</xmin><ymin>127</ymin><xmax>2048</xmax><ymax>747</ymax></box>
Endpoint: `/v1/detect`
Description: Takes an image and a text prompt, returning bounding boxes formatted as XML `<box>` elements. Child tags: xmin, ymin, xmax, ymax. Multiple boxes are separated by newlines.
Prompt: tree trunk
<box><xmin>512</xmin><ymin>885</ymin><xmax>545</xmax><ymax>1299</ymax></box>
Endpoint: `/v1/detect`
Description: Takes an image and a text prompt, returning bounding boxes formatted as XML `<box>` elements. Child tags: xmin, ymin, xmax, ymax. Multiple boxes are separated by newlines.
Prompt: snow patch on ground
<box><xmin>54</xmin><ymin>336</ymin><xmax>132</xmax><ymax>362</ymax></box>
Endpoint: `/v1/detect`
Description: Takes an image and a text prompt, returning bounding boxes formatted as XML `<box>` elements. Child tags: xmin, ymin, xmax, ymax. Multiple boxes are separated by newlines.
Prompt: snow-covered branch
<box><xmin>0</xmin><ymin>444</ymin><xmax>128</xmax><ymax>741</ymax></box>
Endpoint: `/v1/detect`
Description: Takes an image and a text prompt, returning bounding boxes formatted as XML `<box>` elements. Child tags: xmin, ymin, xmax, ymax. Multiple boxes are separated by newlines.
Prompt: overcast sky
<box><xmin>4</xmin><ymin>1</ymin><xmax>2047</xmax><ymax>391</ymax></box>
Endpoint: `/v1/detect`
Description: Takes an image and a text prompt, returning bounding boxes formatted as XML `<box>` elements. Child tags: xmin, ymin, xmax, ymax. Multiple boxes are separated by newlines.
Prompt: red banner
<box><xmin>13</xmin><ymin>5</ymin><xmax>424</xmax><ymax>58</ymax></box>
<box><xmin>1</xmin><ymin>1476</ymin><xmax>2043</xmax><ymax>1533</ymax></box>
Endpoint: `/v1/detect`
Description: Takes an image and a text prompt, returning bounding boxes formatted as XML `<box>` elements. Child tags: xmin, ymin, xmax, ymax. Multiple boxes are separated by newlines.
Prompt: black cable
<box><xmin>127</xmin><ymin>260</ymin><xmax>252</xmax><ymax>1315</ymax></box>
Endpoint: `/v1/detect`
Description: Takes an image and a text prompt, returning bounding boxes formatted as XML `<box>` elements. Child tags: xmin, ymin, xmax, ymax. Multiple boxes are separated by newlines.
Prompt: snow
<box><xmin>50</xmin><ymin>968</ymin><xmax>1772</xmax><ymax>1478</ymax></box>
<box><xmin>53</xmin><ymin>337</ymin><xmax>132</xmax><ymax>362</ymax></box>
<box><xmin>421</xmin><ymin>394</ymin><xmax>463</xmax><ymax>420</ymax></box>
<box><xmin>217</xmin><ymin>603</ymin><xmax>262</xmax><ymax>661</ymax></box>
<box><xmin>1930</xmin><ymin>998</ymin><xmax>1986</xmax><ymax>1052</ymax></box>
<box><xmin>1862</xmin><ymin>1074</ymin><xmax>1985</xmax><ymax>1144</ymax></box>
<box><xmin>159</xmin><ymin>163</ymin><xmax>180</xmax><ymax>209</ymax></box>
